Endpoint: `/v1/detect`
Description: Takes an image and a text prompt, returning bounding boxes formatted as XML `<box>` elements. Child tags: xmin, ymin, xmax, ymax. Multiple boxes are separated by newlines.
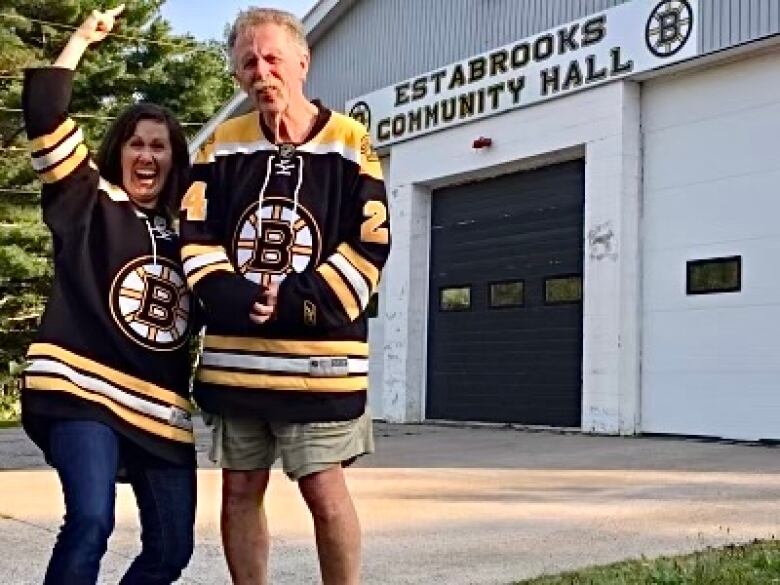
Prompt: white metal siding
<box><xmin>641</xmin><ymin>48</ymin><xmax>780</xmax><ymax>440</ymax></box>
<box><xmin>703</xmin><ymin>0</ymin><xmax>780</xmax><ymax>53</ymax></box>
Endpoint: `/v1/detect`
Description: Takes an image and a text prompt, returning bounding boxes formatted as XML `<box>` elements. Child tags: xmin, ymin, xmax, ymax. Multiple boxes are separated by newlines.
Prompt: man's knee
<box><xmin>298</xmin><ymin>467</ymin><xmax>353</xmax><ymax>522</ymax></box>
<box><xmin>222</xmin><ymin>469</ymin><xmax>270</xmax><ymax>507</ymax></box>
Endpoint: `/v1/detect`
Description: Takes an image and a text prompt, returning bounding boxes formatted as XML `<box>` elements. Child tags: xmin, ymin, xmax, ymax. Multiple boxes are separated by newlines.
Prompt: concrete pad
<box><xmin>1</xmin><ymin>422</ymin><xmax>778</xmax><ymax>584</ymax></box>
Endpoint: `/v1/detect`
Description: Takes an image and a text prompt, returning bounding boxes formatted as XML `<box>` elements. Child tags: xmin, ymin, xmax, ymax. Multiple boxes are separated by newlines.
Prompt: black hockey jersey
<box><xmin>20</xmin><ymin>68</ymin><xmax>195</xmax><ymax>465</ymax></box>
<box><xmin>180</xmin><ymin>103</ymin><xmax>390</xmax><ymax>422</ymax></box>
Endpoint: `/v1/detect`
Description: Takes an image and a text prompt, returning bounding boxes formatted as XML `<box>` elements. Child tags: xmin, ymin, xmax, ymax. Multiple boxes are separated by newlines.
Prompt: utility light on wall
<box><xmin>472</xmin><ymin>136</ymin><xmax>493</xmax><ymax>149</ymax></box>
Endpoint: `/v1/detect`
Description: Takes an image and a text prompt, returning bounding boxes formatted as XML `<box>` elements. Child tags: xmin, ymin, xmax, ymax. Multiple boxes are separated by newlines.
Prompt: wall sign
<box><xmin>347</xmin><ymin>0</ymin><xmax>698</xmax><ymax>147</ymax></box>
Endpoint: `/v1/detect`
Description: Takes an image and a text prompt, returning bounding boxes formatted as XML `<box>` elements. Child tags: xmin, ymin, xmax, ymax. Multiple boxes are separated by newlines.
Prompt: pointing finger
<box><xmin>107</xmin><ymin>4</ymin><xmax>125</xmax><ymax>18</ymax></box>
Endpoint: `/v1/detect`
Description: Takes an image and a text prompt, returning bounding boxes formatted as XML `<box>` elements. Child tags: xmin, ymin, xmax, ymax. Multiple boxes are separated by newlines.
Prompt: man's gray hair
<box><xmin>228</xmin><ymin>7</ymin><xmax>309</xmax><ymax>69</ymax></box>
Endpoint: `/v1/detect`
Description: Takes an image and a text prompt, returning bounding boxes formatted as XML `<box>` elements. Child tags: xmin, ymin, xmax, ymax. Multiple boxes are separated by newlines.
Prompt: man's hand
<box><xmin>250</xmin><ymin>281</ymin><xmax>279</xmax><ymax>325</ymax></box>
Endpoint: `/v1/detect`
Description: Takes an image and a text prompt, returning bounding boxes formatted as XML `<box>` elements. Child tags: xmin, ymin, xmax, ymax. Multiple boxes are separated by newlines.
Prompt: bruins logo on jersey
<box><xmin>232</xmin><ymin>197</ymin><xmax>322</xmax><ymax>287</ymax></box>
<box><xmin>109</xmin><ymin>256</ymin><xmax>191</xmax><ymax>351</ymax></box>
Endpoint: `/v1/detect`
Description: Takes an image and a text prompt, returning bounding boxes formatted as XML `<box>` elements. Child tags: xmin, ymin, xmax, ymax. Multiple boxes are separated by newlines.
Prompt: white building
<box><xmin>196</xmin><ymin>0</ymin><xmax>780</xmax><ymax>441</ymax></box>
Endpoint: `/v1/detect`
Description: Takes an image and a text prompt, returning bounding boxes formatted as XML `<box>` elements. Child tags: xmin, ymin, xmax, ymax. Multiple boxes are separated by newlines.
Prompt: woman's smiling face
<box><xmin>120</xmin><ymin>119</ymin><xmax>173</xmax><ymax>208</ymax></box>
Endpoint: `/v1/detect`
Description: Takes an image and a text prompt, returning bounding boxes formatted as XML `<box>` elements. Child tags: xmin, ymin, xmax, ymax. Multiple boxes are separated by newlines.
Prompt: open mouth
<box><xmin>253</xmin><ymin>81</ymin><xmax>280</xmax><ymax>101</ymax></box>
<box><xmin>134</xmin><ymin>168</ymin><xmax>158</xmax><ymax>190</ymax></box>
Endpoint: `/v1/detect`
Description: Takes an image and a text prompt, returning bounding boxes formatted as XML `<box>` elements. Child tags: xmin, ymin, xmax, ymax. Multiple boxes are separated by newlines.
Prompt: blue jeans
<box><xmin>44</xmin><ymin>420</ymin><xmax>196</xmax><ymax>585</ymax></box>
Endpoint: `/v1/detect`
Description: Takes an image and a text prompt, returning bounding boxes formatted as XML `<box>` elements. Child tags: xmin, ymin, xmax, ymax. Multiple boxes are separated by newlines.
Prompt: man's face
<box><xmin>232</xmin><ymin>23</ymin><xmax>309</xmax><ymax>116</ymax></box>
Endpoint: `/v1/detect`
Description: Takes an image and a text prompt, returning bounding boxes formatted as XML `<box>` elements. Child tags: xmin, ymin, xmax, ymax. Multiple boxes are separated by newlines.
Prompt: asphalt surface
<box><xmin>1</xmin><ymin>418</ymin><xmax>779</xmax><ymax>584</ymax></box>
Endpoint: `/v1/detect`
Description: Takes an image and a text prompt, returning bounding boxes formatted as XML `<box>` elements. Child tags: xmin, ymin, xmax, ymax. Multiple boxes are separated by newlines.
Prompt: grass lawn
<box><xmin>0</xmin><ymin>420</ymin><xmax>20</xmax><ymax>429</ymax></box>
<box><xmin>515</xmin><ymin>540</ymin><xmax>780</xmax><ymax>585</ymax></box>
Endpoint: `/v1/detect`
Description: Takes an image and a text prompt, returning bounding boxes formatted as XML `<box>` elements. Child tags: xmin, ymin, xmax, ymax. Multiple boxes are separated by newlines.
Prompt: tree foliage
<box><xmin>0</xmin><ymin>0</ymin><xmax>234</xmax><ymax>381</ymax></box>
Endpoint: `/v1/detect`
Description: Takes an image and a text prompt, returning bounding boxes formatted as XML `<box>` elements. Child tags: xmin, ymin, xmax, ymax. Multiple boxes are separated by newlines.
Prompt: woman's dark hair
<box><xmin>96</xmin><ymin>103</ymin><xmax>190</xmax><ymax>216</ymax></box>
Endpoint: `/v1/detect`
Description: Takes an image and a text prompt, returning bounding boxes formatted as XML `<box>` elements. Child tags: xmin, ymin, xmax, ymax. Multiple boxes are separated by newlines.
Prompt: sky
<box><xmin>160</xmin><ymin>0</ymin><xmax>319</xmax><ymax>42</ymax></box>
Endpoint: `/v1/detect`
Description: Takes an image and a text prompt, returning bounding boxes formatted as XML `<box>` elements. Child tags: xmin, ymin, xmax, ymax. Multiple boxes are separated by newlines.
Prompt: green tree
<box><xmin>0</xmin><ymin>0</ymin><xmax>234</xmax><ymax>390</ymax></box>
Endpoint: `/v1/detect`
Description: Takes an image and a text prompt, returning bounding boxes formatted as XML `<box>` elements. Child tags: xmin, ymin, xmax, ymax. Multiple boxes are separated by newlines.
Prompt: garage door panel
<box><xmin>642</xmin><ymin>52</ymin><xmax>780</xmax><ymax>131</ymax></box>
<box><xmin>642</xmin><ymin>371</ymin><xmax>780</xmax><ymax>440</ymax></box>
<box><xmin>438</xmin><ymin>230</ymin><xmax>583</xmax><ymax>257</ymax></box>
<box><xmin>428</xmin><ymin>160</ymin><xmax>584</xmax><ymax>425</ymax></box>
<box><xmin>644</xmin><ymin>240</ymin><xmax>780</xmax><ymax>311</ymax></box>
<box><xmin>641</xmin><ymin>53</ymin><xmax>780</xmax><ymax>439</ymax></box>
<box><xmin>643</xmin><ymin>172</ymin><xmax>780</xmax><ymax>252</ymax></box>
<box><xmin>435</xmin><ymin>174</ymin><xmax>582</xmax><ymax>209</ymax></box>
<box><xmin>643</xmin><ymin>103</ymin><xmax>780</xmax><ymax>193</ymax></box>
<box><xmin>436</xmin><ymin>324</ymin><xmax>583</xmax><ymax>338</ymax></box>
<box><xmin>433</xmin><ymin>231</ymin><xmax>580</xmax><ymax>252</ymax></box>
<box><xmin>644</xmin><ymin>308</ymin><xmax>780</xmax><ymax>372</ymax></box>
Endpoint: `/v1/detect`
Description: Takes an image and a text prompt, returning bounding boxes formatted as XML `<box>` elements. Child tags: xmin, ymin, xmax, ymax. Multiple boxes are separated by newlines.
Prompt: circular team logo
<box><xmin>232</xmin><ymin>197</ymin><xmax>322</xmax><ymax>288</ymax></box>
<box><xmin>645</xmin><ymin>0</ymin><xmax>693</xmax><ymax>58</ymax></box>
<box><xmin>110</xmin><ymin>256</ymin><xmax>191</xmax><ymax>351</ymax></box>
<box><xmin>349</xmin><ymin>101</ymin><xmax>371</xmax><ymax>132</ymax></box>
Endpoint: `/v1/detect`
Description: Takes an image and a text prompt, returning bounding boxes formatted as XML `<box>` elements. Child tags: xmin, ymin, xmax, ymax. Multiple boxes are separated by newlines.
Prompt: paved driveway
<box><xmin>1</xmin><ymin>420</ymin><xmax>778</xmax><ymax>584</ymax></box>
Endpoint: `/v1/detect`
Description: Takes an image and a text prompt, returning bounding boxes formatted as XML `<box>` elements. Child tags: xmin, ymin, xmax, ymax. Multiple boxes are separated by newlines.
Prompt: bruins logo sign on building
<box><xmin>232</xmin><ymin>197</ymin><xmax>322</xmax><ymax>287</ymax></box>
<box><xmin>110</xmin><ymin>256</ymin><xmax>191</xmax><ymax>351</ymax></box>
<box><xmin>645</xmin><ymin>0</ymin><xmax>693</xmax><ymax>58</ymax></box>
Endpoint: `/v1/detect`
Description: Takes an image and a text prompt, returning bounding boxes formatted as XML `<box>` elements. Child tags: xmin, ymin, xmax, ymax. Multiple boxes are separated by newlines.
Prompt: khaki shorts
<box><xmin>208</xmin><ymin>410</ymin><xmax>374</xmax><ymax>481</ymax></box>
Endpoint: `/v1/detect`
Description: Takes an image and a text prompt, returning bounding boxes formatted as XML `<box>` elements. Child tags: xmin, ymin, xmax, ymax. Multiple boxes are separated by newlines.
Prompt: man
<box><xmin>179</xmin><ymin>8</ymin><xmax>390</xmax><ymax>585</ymax></box>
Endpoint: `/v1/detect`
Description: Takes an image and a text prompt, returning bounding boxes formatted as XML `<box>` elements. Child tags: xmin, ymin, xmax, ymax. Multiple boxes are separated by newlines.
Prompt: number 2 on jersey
<box><xmin>360</xmin><ymin>200</ymin><xmax>389</xmax><ymax>245</ymax></box>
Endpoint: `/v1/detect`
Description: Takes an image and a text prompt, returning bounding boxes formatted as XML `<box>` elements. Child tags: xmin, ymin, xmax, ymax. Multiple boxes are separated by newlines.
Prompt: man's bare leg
<box><xmin>298</xmin><ymin>466</ymin><xmax>361</xmax><ymax>585</ymax></box>
<box><xmin>221</xmin><ymin>469</ymin><xmax>271</xmax><ymax>585</ymax></box>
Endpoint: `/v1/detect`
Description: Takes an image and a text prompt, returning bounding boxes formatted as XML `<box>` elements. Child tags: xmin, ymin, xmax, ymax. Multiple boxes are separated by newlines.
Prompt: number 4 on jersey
<box><xmin>181</xmin><ymin>181</ymin><xmax>207</xmax><ymax>221</ymax></box>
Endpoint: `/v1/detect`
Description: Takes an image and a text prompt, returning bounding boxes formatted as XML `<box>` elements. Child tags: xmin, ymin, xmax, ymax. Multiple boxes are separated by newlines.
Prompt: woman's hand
<box><xmin>74</xmin><ymin>5</ymin><xmax>125</xmax><ymax>45</ymax></box>
<box><xmin>53</xmin><ymin>5</ymin><xmax>125</xmax><ymax>70</ymax></box>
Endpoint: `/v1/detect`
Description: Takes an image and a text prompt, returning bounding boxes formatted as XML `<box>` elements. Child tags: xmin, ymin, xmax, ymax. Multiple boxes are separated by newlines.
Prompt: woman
<box><xmin>20</xmin><ymin>6</ymin><xmax>197</xmax><ymax>584</ymax></box>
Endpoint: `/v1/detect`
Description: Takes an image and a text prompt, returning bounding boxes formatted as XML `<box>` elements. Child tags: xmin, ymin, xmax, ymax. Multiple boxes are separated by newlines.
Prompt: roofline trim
<box><xmin>302</xmin><ymin>0</ymin><xmax>357</xmax><ymax>46</ymax></box>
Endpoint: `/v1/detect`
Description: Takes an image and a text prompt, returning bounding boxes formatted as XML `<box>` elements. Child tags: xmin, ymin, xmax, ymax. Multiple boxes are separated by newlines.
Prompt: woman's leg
<box><xmin>120</xmin><ymin>459</ymin><xmax>196</xmax><ymax>585</ymax></box>
<box><xmin>44</xmin><ymin>420</ymin><xmax>119</xmax><ymax>585</ymax></box>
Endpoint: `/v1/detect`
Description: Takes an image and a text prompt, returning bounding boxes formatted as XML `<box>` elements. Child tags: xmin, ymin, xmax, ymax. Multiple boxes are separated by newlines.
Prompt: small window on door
<box><xmin>440</xmin><ymin>286</ymin><xmax>471</xmax><ymax>312</ymax></box>
<box><xmin>687</xmin><ymin>256</ymin><xmax>741</xmax><ymax>295</ymax></box>
<box><xmin>489</xmin><ymin>280</ymin><xmax>524</xmax><ymax>308</ymax></box>
<box><xmin>545</xmin><ymin>275</ymin><xmax>582</xmax><ymax>305</ymax></box>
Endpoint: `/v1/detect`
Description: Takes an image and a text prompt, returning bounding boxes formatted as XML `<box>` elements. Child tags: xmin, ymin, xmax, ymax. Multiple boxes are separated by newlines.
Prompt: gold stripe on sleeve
<box><xmin>187</xmin><ymin>261</ymin><xmax>236</xmax><ymax>287</ymax></box>
<box><xmin>29</xmin><ymin>118</ymin><xmax>77</xmax><ymax>153</ymax></box>
<box><xmin>181</xmin><ymin>244</ymin><xmax>226</xmax><ymax>262</ymax></box>
<box><xmin>316</xmin><ymin>263</ymin><xmax>360</xmax><ymax>321</ymax></box>
<box><xmin>39</xmin><ymin>144</ymin><xmax>89</xmax><ymax>183</ymax></box>
<box><xmin>337</xmin><ymin>243</ymin><xmax>379</xmax><ymax>292</ymax></box>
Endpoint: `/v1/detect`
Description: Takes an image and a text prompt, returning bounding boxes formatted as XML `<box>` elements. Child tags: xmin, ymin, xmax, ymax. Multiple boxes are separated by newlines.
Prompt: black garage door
<box><xmin>427</xmin><ymin>160</ymin><xmax>584</xmax><ymax>426</ymax></box>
